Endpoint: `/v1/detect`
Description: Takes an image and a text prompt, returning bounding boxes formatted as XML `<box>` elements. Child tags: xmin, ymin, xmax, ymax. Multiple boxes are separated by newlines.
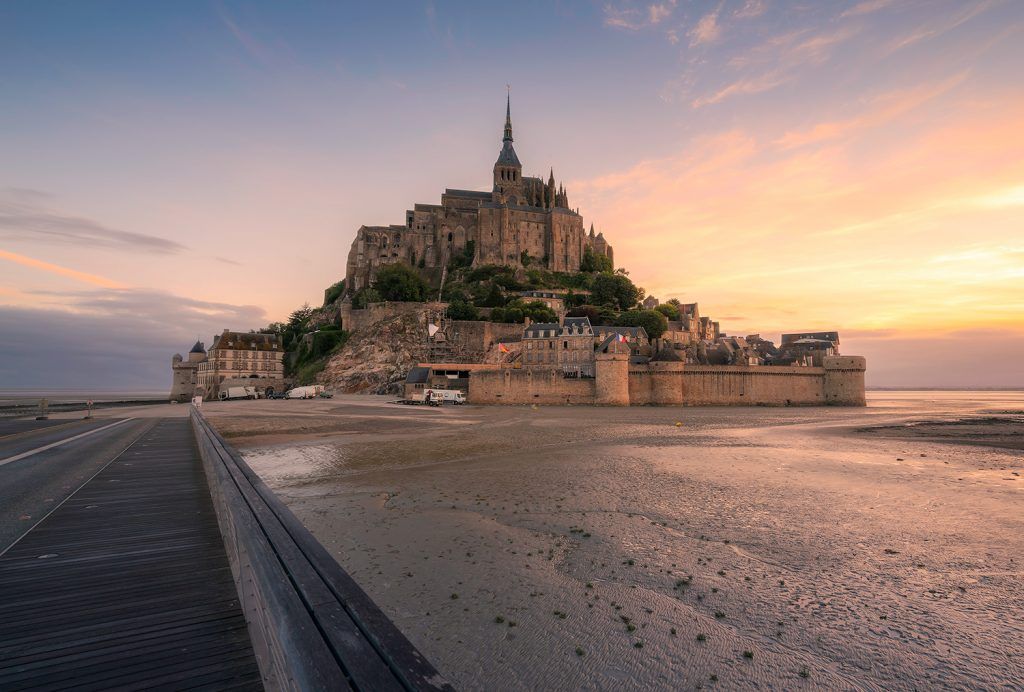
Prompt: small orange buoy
<box><xmin>675</xmin><ymin>421</ymin><xmax>683</xmax><ymax>427</ymax></box>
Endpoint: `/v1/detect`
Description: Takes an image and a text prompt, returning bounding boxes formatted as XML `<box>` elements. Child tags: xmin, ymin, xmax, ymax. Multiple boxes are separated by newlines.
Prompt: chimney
<box><xmin>524</xmin><ymin>316</ymin><xmax>532</xmax><ymax>327</ymax></box>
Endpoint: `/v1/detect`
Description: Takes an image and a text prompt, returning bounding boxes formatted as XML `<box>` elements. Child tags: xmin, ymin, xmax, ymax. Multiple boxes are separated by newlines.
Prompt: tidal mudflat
<box><xmin>207</xmin><ymin>392</ymin><xmax>1024</xmax><ymax>690</ymax></box>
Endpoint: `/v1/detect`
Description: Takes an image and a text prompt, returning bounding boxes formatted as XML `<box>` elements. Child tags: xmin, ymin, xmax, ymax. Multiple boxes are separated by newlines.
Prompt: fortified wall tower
<box><xmin>822</xmin><ymin>356</ymin><xmax>867</xmax><ymax>406</ymax></box>
<box><xmin>594</xmin><ymin>342</ymin><xmax>630</xmax><ymax>406</ymax></box>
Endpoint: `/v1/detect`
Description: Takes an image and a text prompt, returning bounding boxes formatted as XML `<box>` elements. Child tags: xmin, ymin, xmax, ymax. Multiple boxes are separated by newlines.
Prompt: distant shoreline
<box><xmin>0</xmin><ymin>394</ymin><xmax>167</xmax><ymax>418</ymax></box>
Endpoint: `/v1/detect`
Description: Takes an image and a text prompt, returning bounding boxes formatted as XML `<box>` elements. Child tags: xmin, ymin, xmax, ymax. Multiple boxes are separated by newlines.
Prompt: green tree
<box><xmin>566</xmin><ymin>305</ymin><xmax>601</xmax><ymax>324</ymax></box>
<box><xmin>351</xmin><ymin>287</ymin><xmax>382</xmax><ymax>309</ymax></box>
<box><xmin>490</xmin><ymin>300</ymin><xmax>556</xmax><ymax>324</ymax></box>
<box><xmin>288</xmin><ymin>303</ymin><xmax>314</xmax><ymax>329</ymax></box>
<box><xmin>323</xmin><ymin>280</ymin><xmax>346</xmax><ymax>306</ymax></box>
<box><xmin>448</xmin><ymin>299</ymin><xmax>481</xmax><ymax>320</ymax></box>
<box><xmin>591</xmin><ymin>273</ymin><xmax>641</xmax><ymax>311</ymax></box>
<box><xmin>616</xmin><ymin>309</ymin><xmax>668</xmax><ymax>339</ymax></box>
<box><xmin>372</xmin><ymin>262</ymin><xmax>430</xmax><ymax>302</ymax></box>
<box><xmin>478</xmin><ymin>282</ymin><xmax>506</xmax><ymax>308</ymax></box>
<box><xmin>580</xmin><ymin>247</ymin><xmax>613</xmax><ymax>273</ymax></box>
<box><xmin>655</xmin><ymin>303</ymin><xmax>681</xmax><ymax>321</ymax></box>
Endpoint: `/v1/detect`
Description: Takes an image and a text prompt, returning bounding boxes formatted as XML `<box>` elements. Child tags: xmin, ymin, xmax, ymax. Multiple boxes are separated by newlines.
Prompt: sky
<box><xmin>1</xmin><ymin>0</ymin><xmax>1022</xmax><ymax>390</ymax></box>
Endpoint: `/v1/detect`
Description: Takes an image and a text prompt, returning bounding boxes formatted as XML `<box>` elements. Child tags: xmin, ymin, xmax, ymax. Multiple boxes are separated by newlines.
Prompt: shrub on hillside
<box><xmin>372</xmin><ymin>263</ymin><xmax>430</xmax><ymax>302</ymax></box>
<box><xmin>591</xmin><ymin>272</ymin><xmax>641</xmax><ymax>311</ymax></box>
<box><xmin>323</xmin><ymin>280</ymin><xmax>346</xmax><ymax>306</ymax></box>
<box><xmin>615</xmin><ymin>309</ymin><xmax>668</xmax><ymax>339</ymax></box>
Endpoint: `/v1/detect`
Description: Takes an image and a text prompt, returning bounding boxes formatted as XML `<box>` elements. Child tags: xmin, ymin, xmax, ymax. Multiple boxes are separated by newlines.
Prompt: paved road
<box><xmin>0</xmin><ymin>417</ymin><xmax>155</xmax><ymax>553</ymax></box>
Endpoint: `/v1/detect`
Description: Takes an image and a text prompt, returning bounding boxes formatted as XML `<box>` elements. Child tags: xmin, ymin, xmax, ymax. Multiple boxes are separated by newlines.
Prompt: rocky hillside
<box><xmin>317</xmin><ymin>308</ymin><xmax>430</xmax><ymax>394</ymax></box>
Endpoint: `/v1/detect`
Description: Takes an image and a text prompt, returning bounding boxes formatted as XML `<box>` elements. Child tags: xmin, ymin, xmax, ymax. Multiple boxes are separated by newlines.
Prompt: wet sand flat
<box><xmin>206</xmin><ymin>392</ymin><xmax>1024</xmax><ymax>690</ymax></box>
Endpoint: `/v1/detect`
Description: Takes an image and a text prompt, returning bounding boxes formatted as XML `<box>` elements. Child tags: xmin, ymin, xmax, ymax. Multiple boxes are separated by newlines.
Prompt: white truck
<box><xmin>432</xmin><ymin>389</ymin><xmax>466</xmax><ymax>405</ymax></box>
<box><xmin>286</xmin><ymin>385</ymin><xmax>323</xmax><ymax>400</ymax></box>
<box><xmin>219</xmin><ymin>386</ymin><xmax>257</xmax><ymax>401</ymax></box>
<box><xmin>404</xmin><ymin>389</ymin><xmax>463</xmax><ymax>406</ymax></box>
<box><xmin>404</xmin><ymin>390</ymin><xmax>444</xmax><ymax>406</ymax></box>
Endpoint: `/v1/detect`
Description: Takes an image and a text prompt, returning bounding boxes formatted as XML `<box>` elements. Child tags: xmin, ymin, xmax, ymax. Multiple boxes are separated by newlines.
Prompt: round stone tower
<box><xmin>823</xmin><ymin>356</ymin><xmax>867</xmax><ymax>406</ymax></box>
<box><xmin>595</xmin><ymin>342</ymin><xmax>630</xmax><ymax>406</ymax></box>
<box><xmin>188</xmin><ymin>340</ymin><xmax>206</xmax><ymax>362</ymax></box>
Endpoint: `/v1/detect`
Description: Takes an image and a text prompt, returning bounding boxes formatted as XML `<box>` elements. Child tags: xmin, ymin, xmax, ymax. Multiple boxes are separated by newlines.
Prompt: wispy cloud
<box><xmin>733</xmin><ymin>0</ymin><xmax>767</xmax><ymax>19</ymax></box>
<box><xmin>691</xmin><ymin>70</ymin><xmax>788</xmax><ymax>108</ymax></box>
<box><xmin>0</xmin><ymin>249</ymin><xmax>125</xmax><ymax>289</ymax></box>
<box><xmin>648</xmin><ymin>1</ymin><xmax>676</xmax><ymax>25</ymax></box>
<box><xmin>886</xmin><ymin>0</ymin><xmax>1001</xmax><ymax>52</ymax></box>
<box><xmin>217</xmin><ymin>3</ymin><xmax>293</xmax><ymax>68</ymax></box>
<box><xmin>685</xmin><ymin>24</ymin><xmax>859</xmax><ymax>107</ymax></box>
<box><xmin>774</xmin><ymin>71</ymin><xmax>969</xmax><ymax>149</ymax></box>
<box><xmin>688</xmin><ymin>7</ymin><xmax>722</xmax><ymax>47</ymax></box>
<box><xmin>839</xmin><ymin>0</ymin><xmax>895</xmax><ymax>19</ymax></box>
<box><xmin>0</xmin><ymin>189</ymin><xmax>187</xmax><ymax>254</ymax></box>
<box><xmin>603</xmin><ymin>1</ymin><xmax>677</xmax><ymax>30</ymax></box>
<box><xmin>603</xmin><ymin>3</ymin><xmax>645</xmax><ymax>30</ymax></box>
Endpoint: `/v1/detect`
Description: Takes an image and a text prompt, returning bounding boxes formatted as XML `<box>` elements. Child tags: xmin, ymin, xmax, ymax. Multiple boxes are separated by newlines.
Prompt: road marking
<box><xmin>0</xmin><ymin>418</ymin><xmax>136</xmax><ymax>467</ymax></box>
<box><xmin>0</xmin><ymin>419</ymin><xmax>154</xmax><ymax>558</ymax></box>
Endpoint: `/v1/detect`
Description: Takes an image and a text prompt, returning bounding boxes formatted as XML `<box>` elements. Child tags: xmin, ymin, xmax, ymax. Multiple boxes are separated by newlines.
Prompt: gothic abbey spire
<box><xmin>493</xmin><ymin>91</ymin><xmax>522</xmax><ymax>202</ymax></box>
<box><xmin>503</xmin><ymin>91</ymin><xmax>513</xmax><ymax>142</ymax></box>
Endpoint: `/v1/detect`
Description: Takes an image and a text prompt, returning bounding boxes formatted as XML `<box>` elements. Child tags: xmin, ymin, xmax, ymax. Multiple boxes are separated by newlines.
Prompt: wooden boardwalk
<box><xmin>0</xmin><ymin>418</ymin><xmax>262</xmax><ymax>691</ymax></box>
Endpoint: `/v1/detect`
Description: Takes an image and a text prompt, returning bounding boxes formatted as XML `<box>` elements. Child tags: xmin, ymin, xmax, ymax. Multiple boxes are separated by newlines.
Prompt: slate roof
<box><xmin>651</xmin><ymin>347</ymin><xmax>683</xmax><ymax>362</ymax></box>
<box><xmin>189</xmin><ymin>340</ymin><xmax>206</xmax><ymax>354</ymax></box>
<box><xmin>563</xmin><ymin>317</ymin><xmax>592</xmax><ymax>330</ymax></box>
<box><xmin>210</xmin><ymin>331</ymin><xmax>280</xmax><ymax>352</ymax></box>
<box><xmin>781</xmin><ymin>331</ymin><xmax>840</xmax><ymax>345</ymax></box>
<box><xmin>523</xmin><ymin>322</ymin><xmax>559</xmax><ymax>337</ymax></box>
<box><xmin>495</xmin><ymin>141</ymin><xmax>521</xmax><ymax>167</ymax></box>
<box><xmin>594</xmin><ymin>325</ymin><xmax>649</xmax><ymax>340</ymax></box>
<box><xmin>444</xmin><ymin>189</ymin><xmax>492</xmax><ymax>200</ymax></box>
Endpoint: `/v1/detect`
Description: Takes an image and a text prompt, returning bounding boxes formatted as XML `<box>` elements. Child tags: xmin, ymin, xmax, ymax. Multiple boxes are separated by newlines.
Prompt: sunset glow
<box><xmin>1</xmin><ymin>0</ymin><xmax>1022</xmax><ymax>387</ymax></box>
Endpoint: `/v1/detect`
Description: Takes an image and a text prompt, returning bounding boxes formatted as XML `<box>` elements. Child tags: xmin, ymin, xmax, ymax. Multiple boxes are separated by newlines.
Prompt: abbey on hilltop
<box><xmin>345</xmin><ymin>95</ymin><xmax>614</xmax><ymax>292</ymax></box>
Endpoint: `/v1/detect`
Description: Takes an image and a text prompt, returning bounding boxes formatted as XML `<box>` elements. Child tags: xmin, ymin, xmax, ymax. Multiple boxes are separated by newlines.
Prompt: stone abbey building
<box><xmin>345</xmin><ymin>96</ymin><xmax>614</xmax><ymax>292</ymax></box>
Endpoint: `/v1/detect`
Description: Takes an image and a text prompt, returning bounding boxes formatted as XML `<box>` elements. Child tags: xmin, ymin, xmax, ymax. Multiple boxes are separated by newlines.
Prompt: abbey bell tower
<box><xmin>492</xmin><ymin>93</ymin><xmax>524</xmax><ymax>205</ymax></box>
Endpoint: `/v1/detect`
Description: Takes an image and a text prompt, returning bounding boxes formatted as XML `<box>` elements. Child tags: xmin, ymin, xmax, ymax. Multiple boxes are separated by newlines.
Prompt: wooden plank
<box><xmin>0</xmin><ymin>418</ymin><xmax>262</xmax><ymax>691</ymax></box>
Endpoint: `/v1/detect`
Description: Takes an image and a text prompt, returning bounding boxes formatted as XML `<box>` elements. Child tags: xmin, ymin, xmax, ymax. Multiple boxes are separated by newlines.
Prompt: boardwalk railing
<box><xmin>190</xmin><ymin>409</ymin><xmax>453</xmax><ymax>692</ymax></box>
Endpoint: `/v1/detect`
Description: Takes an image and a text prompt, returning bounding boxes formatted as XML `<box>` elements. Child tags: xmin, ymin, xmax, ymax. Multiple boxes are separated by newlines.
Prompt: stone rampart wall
<box><xmin>680</xmin><ymin>365</ymin><xmax>826</xmax><ymax>406</ymax></box>
<box><xmin>468</xmin><ymin>360</ymin><xmax>866</xmax><ymax>407</ymax></box>
<box><xmin>468</xmin><ymin>367</ymin><xmax>596</xmax><ymax>405</ymax></box>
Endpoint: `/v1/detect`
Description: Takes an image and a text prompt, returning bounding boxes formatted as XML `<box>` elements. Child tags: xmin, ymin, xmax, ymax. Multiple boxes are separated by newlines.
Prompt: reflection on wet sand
<box><xmin>207</xmin><ymin>392</ymin><xmax>1024</xmax><ymax>690</ymax></box>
